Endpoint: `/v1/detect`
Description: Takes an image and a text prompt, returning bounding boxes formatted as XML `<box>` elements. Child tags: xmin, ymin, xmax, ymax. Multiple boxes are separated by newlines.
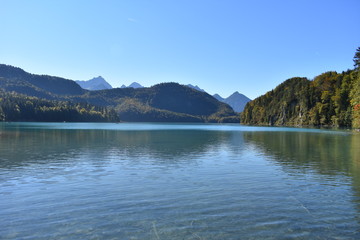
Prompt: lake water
<box><xmin>1</xmin><ymin>122</ymin><xmax>360</xmax><ymax>239</ymax></box>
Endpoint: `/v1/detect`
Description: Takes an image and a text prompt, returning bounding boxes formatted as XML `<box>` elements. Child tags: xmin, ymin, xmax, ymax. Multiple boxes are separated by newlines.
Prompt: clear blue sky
<box><xmin>1</xmin><ymin>0</ymin><xmax>360</xmax><ymax>99</ymax></box>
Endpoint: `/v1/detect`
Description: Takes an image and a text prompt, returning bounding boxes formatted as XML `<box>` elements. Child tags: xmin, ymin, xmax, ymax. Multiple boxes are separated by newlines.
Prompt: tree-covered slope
<box><xmin>242</xmin><ymin>48</ymin><xmax>360</xmax><ymax>128</ymax></box>
<box><xmin>241</xmin><ymin>70</ymin><xmax>359</xmax><ymax>127</ymax></box>
<box><xmin>0</xmin><ymin>91</ymin><xmax>119</xmax><ymax>122</ymax></box>
<box><xmin>0</xmin><ymin>64</ymin><xmax>85</xmax><ymax>95</ymax></box>
<box><xmin>81</xmin><ymin>82</ymin><xmax>239</xmax><ymax>122</ymax></box>
<box><xmin>0</xmin><ymin>64</ymin><xmax>239</xmax><ymax>123</ymax></box>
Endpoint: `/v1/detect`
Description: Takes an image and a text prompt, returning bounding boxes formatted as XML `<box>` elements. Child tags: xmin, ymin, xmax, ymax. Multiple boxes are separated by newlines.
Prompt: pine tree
<box><xmin>354</xmin><ymin>47</ymin><xmax>360</xmax><ymax>70</ymax></box>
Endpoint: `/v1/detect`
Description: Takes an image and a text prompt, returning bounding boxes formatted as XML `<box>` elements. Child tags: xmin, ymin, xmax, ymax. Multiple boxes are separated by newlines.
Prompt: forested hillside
<box><xmin>0</xmin><ymin>91</ymin><xmax>119</xmax><ymax>122</ymax></box>
<box><xmin>82</xmin><ymin>83</ymin><xmax>239</xmax><ymax>122</ymax></box>
<box><xmin>0</xmin><ymin>64</ymin><xmax>84</xmax><ymax>95</ymax></box>
<box><xmin>241</xmin><ymin>48</ymin><xmax>360</xmax><ymax>128</ymax></box>
<box><xmin>0</xmin><ymin>64</ymin><xmax>239</xmax><ymax>123</ymax></box>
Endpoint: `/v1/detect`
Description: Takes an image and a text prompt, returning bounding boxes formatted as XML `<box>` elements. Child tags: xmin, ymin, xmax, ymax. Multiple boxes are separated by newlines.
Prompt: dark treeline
<box><xmin>242</xmin><ymin>47</ymin><xmax>360</xmax><ymax>128</ymax></box>
<box><xmin>114</xmin><ymin>97</ymin><xmax>240</xmax><ymax>123</ymax></box>
<box><xmin>0</xmin><ymin>91</ymin><xmax>119</xmax><ymax>122</ymax></box>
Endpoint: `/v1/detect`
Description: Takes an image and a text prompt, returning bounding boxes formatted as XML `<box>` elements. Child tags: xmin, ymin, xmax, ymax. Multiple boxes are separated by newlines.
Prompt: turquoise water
<box><xmin>0</xmin><ymin>122</ymin><xmax>359</xmax><ymax>239</ymax></box>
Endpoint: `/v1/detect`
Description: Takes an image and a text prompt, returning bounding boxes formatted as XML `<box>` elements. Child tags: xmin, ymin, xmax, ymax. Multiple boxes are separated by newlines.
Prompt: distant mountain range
<box><xmin>186</xmin><ymin>84</ymin><xmax>205</xmax><ymax>92</ymax></box>
<box><xmin>121</xmin><ymin>82</ymin><xmax>144</xmax><ymax>89</ymax></box>
<box><xmin>0</xmin><ymin>64</ymin><xmax>239</xmax><ymax>123</ymax></box>
<box><xmin>186</xmin><ymin>85</ymin><xmax>251</xmax><ymax>113</ymax></box>
<box><xmin>76</xmin><ymin>77</ymin><xmax>251</xmax><ymax>113</ymax></box>
<box><xmin>214</xmin><ymin>92</ymin><xmax>251</xmax><ymax>113</ymax></box>
<box><xmin>76</xmin><ymin>77</ymin><xmax>144</xmax><ymax>90</ymax></box>
<box><xmin>76</xmin><ymin>76</ymin><xmax>112</xmax><ymax>90</ymax></box>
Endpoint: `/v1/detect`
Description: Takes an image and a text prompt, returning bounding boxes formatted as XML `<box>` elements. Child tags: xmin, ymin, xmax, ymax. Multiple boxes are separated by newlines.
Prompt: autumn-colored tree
<box><xmin>351</xmin><ymin>47</ymin><xmax>360</xmax><ymax>128</ymax></box>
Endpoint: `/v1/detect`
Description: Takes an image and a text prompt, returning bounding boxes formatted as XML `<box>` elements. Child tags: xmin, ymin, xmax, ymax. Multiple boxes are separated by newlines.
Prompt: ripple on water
<box><xmin>0</xmin><ymin>123</ymin><xmax>360</xmax><ymax>239</ymax></box>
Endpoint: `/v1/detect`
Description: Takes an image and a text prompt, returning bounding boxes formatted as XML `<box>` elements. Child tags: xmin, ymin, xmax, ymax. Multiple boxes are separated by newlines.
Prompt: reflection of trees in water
<box><xmin>243</xmin><ymin>131</ymin><xmax>360</xmax><ymax>215</ymax></box>
<box><xmin>243</xmin><ymin>131</ymin><xmax>356</xmax><ymax>176</ymax></box>
<box><xmin>0</xmin><ymin>128</ymin><xmax>245</xmax><ymax>169</ymax></box>
<box><xmin>350</xmin><ymin>134</ymin><xmax>360</xmax><ymax>212</ymax></box>
<box><xmin>1</xmin><ymin>126</ymin><xmax>356</xmax><ymax>176</ymax></box>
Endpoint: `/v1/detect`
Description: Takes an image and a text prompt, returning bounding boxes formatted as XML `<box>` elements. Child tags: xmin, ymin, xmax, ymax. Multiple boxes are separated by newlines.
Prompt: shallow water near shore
<box><xmin>1</xmin><ymin>122</ymin><xmax>360</xmax><ymax>239</ymax></box>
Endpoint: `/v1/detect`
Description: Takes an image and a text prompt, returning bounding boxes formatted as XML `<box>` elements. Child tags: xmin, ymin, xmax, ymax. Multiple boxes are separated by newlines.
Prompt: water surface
<box><xmin>0</xmin><ymin>122</ymin><xmax>359</xmax><ymax>239</ymax></box>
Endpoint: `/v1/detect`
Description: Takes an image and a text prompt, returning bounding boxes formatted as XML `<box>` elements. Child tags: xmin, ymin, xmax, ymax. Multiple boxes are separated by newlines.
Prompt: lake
<box><xmin>0</xmin><ymin>122</ymin><xmax>360</xmax><ymax>239</ymax></box>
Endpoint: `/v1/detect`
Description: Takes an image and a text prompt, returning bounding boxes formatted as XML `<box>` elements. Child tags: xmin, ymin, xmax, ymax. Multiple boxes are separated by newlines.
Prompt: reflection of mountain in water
<box><xmin>0</xmin><ymin>128</ymin><xmax>246</xmax><ymax>169</ymax></box>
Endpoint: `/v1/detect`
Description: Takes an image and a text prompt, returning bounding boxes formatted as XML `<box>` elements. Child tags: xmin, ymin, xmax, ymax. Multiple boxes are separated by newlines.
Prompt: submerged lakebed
<box><xmin>0</xmin><ymin>122</ymin><xmax>360</xmax><ymax>239</ymax></box>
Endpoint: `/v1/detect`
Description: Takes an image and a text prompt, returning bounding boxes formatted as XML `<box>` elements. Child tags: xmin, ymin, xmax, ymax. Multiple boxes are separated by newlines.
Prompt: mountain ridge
<box><xmin>0</xmin><ymin>64</ymin><xmax>85</xmax><ymax>96</ymax></box>
<box><xmin>221</xmin><ymin>91</ymin><xmax>251</xmax><ymax>112</ymax></box>
<box><xmin>186</xmin><ymin>84</ymin><xmax>251</xmax><ymax>112</ymax></box>
<box><xmin>76</xmin><ymin>76</ymin><xmax>112</xmax><ymax>90</ymax></box>
<box><xmin>0</xmin><ymin>64</ymin><xmax>239</xmax><ymax>123</ymax></box>
<box><xmin>186</xmin><ymin>84</ymin><xmax>205</xmax><ymax>92</ymax></box>
<box><xmin>121</xmin><ymin>82</ymin><xmax>144</xmax><ymax>89</ymax></box>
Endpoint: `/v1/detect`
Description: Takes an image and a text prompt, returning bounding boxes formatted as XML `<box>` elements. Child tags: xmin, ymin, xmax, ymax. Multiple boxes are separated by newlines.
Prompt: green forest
<box><xmin>0</xmin><ymin>91</ymin><xmax>119</xmax><ymax>122</ymax></box>
<box><xmin>83</xmin><ymin>82</ymin><xmax>239</xmax><ymax>123</ymax></box>
<box><xmin>0</xmin><ymin>65</ymin><xmax>239</xmax><ymax>123</ymax></box>
<box><xmin>241</xmin><ymin>47</ymin><xmax>360</xmax><ymax>128</ymax></box>
<box><xmin>1</xmin><ymin>48</ymin><xmax>359</xmax><ymax>125</ymax></box>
